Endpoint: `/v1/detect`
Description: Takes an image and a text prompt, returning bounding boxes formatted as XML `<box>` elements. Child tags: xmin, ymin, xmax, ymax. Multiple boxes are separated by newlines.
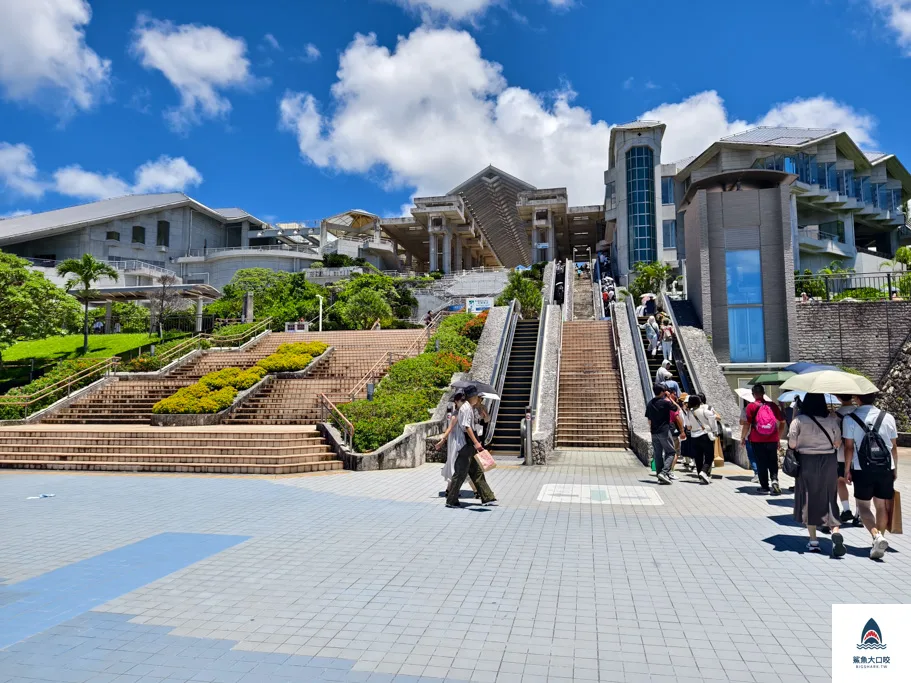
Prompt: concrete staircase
<box><xmin>41</xmin><ymin>378</ymin><xmax>194</xmax><ymax>425</ymax></box>
<box><xmin>572</xmin><ymin>271</ymin><xmax>595</xmax><ymax>320</ymax></box>
<box><xmin>487</xmin><ymin>320</ymin><xmax>539</xmax><ymax>456</ymax></box>
<box><xmin>0</xmin><ymin>426</ymin><xmax>343</xmax><ymax>475</ymax></box>
<box><xmin>226</xmin><ymin>330</ymin><xmax>425</xmax><ymax>426</ymax></box>
<box><xmin>556</xmin><ymin>321</ymin><xmax>629</xmax><ymax>449</ymax></box>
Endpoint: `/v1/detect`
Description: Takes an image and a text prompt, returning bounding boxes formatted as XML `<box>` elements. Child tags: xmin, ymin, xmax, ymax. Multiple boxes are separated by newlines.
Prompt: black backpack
<box><xmin>849</xmin><ymin>412</ymin><xmax>892</xmax><ymax>473</ymax></box>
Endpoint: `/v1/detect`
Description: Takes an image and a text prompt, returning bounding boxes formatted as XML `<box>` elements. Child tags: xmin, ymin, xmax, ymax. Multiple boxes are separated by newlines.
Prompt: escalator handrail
<box><xmin>485</xmin><ymin>298</ymin><xmax>520</xmax><ymax>445</ymax></box>
<box><xmin>609</xmin><ymin>301</ymin><xmax>633</xmax><ymax>445</ymax></box>
<box><xmin>529</xmin><ymin>293</ymin><xmax>548</xmax><ymax>432</ymax></box>
<box><xmin>626</xmin><ymin>295</ymin><xmax>654</xmax><ymax>402</ymax></box>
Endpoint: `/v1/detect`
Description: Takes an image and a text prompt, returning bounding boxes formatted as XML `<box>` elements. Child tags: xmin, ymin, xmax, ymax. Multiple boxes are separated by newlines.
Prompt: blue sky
<box><xmin>1</xmin><ymin>0</ymin><xmax>909</xmax><ymax>222</ymax></box>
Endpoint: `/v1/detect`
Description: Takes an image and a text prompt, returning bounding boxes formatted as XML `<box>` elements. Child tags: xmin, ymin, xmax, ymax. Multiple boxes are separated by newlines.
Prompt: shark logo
<box><xmin>857</xmin><ymin>618</ymin><xmax>887</xmax><ymax>650</ymax></box>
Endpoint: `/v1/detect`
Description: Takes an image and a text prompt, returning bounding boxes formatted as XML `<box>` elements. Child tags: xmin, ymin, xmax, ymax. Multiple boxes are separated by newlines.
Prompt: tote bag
<box><xmin>474</xmin><ymin>449</ymin><xmax>497</xmax><ymax>472</ymax></box>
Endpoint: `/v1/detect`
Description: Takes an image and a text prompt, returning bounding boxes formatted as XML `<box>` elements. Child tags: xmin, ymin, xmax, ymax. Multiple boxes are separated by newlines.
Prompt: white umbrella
<box><xmin>779</xmin><ymin>370</ymin><xmax>878</xmax><ymax>395</ymax></box>
<box><xmin>735</xmin><ymin>387</ymin><xmax>770</xmax><ymax>402</ymax></box>
<box><xmin>777</xmin><ymin>389</ymin><xmax>841</xmax><ymax>406</ymax></box>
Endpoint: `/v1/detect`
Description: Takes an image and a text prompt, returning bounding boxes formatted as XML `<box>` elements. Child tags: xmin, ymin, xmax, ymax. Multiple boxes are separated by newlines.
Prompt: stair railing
<box><xmin>610</xmin><ymin>302</ymin><xmax>633</xmax><ymax>445</ymax></box>
<box><xmin>346</xmin><ymin>351</ymin><xmax>403</xmax><ymax>401</ymax></box>
<box><xmin>590</xmin><ymin>257</ymin><xmax>602</xmax><ymax>320</ymax></box>
<box><xmin>0</xmin><ymin>356</ymin><xmax>120</xmax><ymax>419</ymax></box>
<box><xmin>563</xmin><ymin>258</ymin><xmax>574</xmax><ymax>322</ymax></box>
<box><xmin>484</xmin><ymin>298</ymin><xmax>520</xmax><ymax>446</ymax></box>
<box><xmin>529</xmin><ymin>294</ymin><xmax>548</xmax><ymax>436</ymax></box>
<box><xmin>553</xmin><ymin>314</ymin><xmax>564</xmax><ymax>440</ymax></box>
<box><xmin>209</xmin><ymin>317</ymin><xmax>274</xmax><ymax>348</ymax></box>
<box><xmin>319</xmin><ymin>393</ymin><xmax>354</xmax><ymax>449</ymax></box>
<box><xmin>626</xmin><ymin>295</ymin><xmax>653</xmax><ymax>402</ymax></box>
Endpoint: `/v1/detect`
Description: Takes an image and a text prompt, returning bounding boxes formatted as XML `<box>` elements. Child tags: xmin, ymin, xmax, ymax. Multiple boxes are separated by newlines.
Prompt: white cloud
<box><xmin>54</xmin><ymin>155</ymin><xmax>203</xmax><ymax>201</ymax></box>
<box><xmin>0</xmin><ymin>209</ymin><xmax>33</xmax><ymax>219</ymax></box>
<box><xmin>870</xmin><ymin>1</ymin><xmax>911</xmax><ymax>54</ymax></box>
<box><xmin>131</xmin><ymin>15</ymin><xmax>258</xmax><ymax>131</ymax></box>
<box><xmin>279</xmin><ymin>27</ymin><xmax>878</xmax><ymax>206</ymax></box>
<box><xmin>303</xmin><ymin>43</ymin><xmax>321</xmax><ymax>62</ymax></box>
<box><xmin>623</xmin><ymin>77</ymin><xmax>634</xmax><ymax>89</ymax></box>
<box><xmin>0</xmin><ymin>142</ymin><xmax>48</xmax><ymax>197</ymax></box>
<box><xmin>394</xmin><ymin>0</ymin><xmax>497</xmax><ymax>20</ymax></box>
<box><xmin>53</xmin><ymin>166</ymin><xmax>131</xmax><ymax>200</ymax></box>
<box><xmin>133</xmin><ymin>156</ymin><xmax>203</xmax><ymax>194</ymax></box>
<box><xmin>263</xmin><ymin>33</ymin><xmax>282</xmax><ymax>51</ymax></box>
<box><xmin>0</xmin><ymin>0</ymin><xmax>110</xmax><ymax>113</ymax></box>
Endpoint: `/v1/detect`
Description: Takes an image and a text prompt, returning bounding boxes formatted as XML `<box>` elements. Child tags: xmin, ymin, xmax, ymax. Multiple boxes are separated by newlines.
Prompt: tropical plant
<box><xmin>0</xmin><ymin>252</ymin><xmax>82</xmax><ymax>364</ymax></box>
<box><xmin>340</xmin><ymin>288</ymin><xmax>393</xmax><ymax>329</ymax></box>
<box><xmin>625</xmin><ymin>261</ymin><xmax>674</xmax><ymax>301</ymax></box>
<box><xmin>879</xmin><ymin>246</ymin><xmax>911</xmax><ymax>272</ymax></box>
<box><xmin>56</xmin><ymin>254</ymin><xmax>119</xmax><ymax>353</ymax></box>
<box><xmin>425</xmin><ymin>312</ymin><xmax>478</xmax><ymax>357</ymax></box>
<box><xmin>495</xmin><ymin>271</ymin><xmax>541</xmax><ymax>317</ymax></box>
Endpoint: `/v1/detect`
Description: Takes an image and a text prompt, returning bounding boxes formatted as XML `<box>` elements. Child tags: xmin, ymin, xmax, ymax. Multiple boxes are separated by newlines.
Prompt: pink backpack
<box><xmin>752</xmin><ymin>402</ymin><xmax>778</xmax><ymax>437</ymax></box>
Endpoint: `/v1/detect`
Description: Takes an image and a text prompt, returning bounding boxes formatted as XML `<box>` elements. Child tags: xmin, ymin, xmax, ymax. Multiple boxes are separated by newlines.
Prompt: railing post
<box><xmin>887</xmin><ymin>273</ymin><xmax>893</xmax><ymax>299</ymax></box>
<box><xmin>823</xmin><ymin>276</ymin><xmax>830</xmax><ymax>302</ymax></box>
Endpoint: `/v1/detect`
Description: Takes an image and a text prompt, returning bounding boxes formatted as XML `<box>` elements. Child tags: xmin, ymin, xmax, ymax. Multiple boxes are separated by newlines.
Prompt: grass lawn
<box><xmin>2</xmin><ymin>333</ymin><xmax>176</xmax><ymax>362</ymax></box>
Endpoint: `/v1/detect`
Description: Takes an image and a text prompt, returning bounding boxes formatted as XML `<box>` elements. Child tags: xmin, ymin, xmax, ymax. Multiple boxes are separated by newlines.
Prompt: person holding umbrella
<box><xmin>445</xmin><ymin>385</ymin><xmax>497</xmax><ymax>508</ymax></box>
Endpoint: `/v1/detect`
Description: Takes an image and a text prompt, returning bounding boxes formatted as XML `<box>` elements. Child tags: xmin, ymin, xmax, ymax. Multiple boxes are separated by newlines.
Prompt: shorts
<box><xmin>837</xmin><ymin>462</ymin><xmax>845</xmax><ymax>479</ymax></box>
<box><xmin>851</xmin><ymin>469</ymin><xmax>895</xmax><ymax>501</ymax></box>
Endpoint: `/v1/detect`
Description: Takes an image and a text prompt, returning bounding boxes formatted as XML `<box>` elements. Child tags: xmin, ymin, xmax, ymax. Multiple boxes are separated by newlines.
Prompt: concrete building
<box><xmin>673</xmin><ymin>126</ymin><xmax>911</xmax><ymax>364</ymax></box>
<box><xmin>0</xmin><ymin>193</ymin><xmax>319</xmax><ymax>290</ymax></box>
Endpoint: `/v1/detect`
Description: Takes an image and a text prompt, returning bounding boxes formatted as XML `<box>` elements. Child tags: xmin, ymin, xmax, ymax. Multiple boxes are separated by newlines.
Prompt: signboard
<box><xmin>535</xmin><ymin>242</ymin><xmax>550</xmax><ymax>249</ymax></box>
<box><xmin>466</xmin><ymin>297</ymin><xmax>494</xmax><ymax>314</ymax></box>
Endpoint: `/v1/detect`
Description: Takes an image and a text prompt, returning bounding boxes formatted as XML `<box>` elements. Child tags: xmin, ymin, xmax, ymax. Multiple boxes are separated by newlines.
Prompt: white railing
<box><xmin>184</xmin><ymin>244</ymin><xmax>319</xmax><ymax>257</ymax></box>
<box><xmin>107</xmin><ymin>259</ymin><xmax>179</xmax><ymax>278</ymax></box>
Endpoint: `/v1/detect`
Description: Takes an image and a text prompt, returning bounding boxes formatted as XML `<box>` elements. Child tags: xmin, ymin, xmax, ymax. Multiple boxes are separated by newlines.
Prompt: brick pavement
<box><xmin>1</xmin><ymin>449</ymin><xmax>909</xmax><ymax>683</ymax></box>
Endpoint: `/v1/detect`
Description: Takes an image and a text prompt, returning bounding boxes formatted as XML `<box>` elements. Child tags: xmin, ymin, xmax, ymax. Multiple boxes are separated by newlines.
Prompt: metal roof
<box><xmin>72</xmin><ymin>283</ymin><xmax>221</xmax><ymax>302</ymax></box>
<box><xmin>0</xmin><ymin>193</ymin><xmax>265</xmax><ymax>246</ymax></box>
<box><xmin>864</xmin><ymin>152</ymin><xmax>890</xmax><ymax>165</ymax></box>
<box><xmin>449</xmin><ymin>166</ymin><xmax>535</xmax><ymax>268</ymax></box>
<box><xmin>612</xmin><ymin>120</ymin><xmax>664</xmax><ymax>131</ymax></box>
<box><xmin>719</xmin><ymin>126</ymin><xmax>837</xmax><ymax>146</ymax></box>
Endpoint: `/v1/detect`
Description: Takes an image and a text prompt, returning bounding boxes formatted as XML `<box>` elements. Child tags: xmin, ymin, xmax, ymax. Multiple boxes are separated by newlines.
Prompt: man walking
<box><xmin>835</xmin><ymin>395</ymin><xmax>859</xmax><ymax>524</ymax></box>
<box><xmin>445</xmin><ymin>386</ymin><xmax>497</xmax><ymax>508</ymax></box>
<box><xmin>843</xmin><ymin>393</ymin><xmax>898</xmax><ymax>560</ymax></box>
<box><xmin>741</xmin><ymin>384</ymin><xmax>786</xmax><ymax>495</ymax></box>
<box><xmin>646</xmin><ymin>383</ymin><xmax>685</xmax><ymax>485</ymax></box>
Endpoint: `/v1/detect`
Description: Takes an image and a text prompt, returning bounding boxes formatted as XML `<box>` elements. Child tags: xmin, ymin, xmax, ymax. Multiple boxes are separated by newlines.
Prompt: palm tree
<box><xmin>56</xmin><ymin>254</ymin><xmax>119</xmax><ymax>353</ymax></box>
<box><xmin>879</xmin><ymin>246</ymin><xmax>911</xmax><ymax>272</ymax></box>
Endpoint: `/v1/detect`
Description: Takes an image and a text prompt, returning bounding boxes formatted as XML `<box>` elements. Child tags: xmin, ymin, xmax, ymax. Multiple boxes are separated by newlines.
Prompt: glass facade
<box><xmin>660</xmin><ymin>177</ymin><xmax>675</xmax><ymax>205</ymax></box>
<box><xmin>816</xmin><ymin>162</ymin><xmax>838</xmax><ymax>191</ymax></box>
<box><xmin>855</xmin><ymin>175</ymin><xmax>872</xmax><ymax>204</ymax></box>
<box><xmin>662</xmin><ymin>219</ymin><xmax>676</xmax><ymax>249</ymax></box>
<box><xmin>604</xmin><ymin>181</ymin><xmax>616</xmax><ymax>210</ymax></box>
<box><xmin>870</xmin><ymin>184</ymin><xmax>901</xmax><ymax>211</ymax></box>
<box><xmin>753</xmin><ymin>152</ymin><xmax>818</xmax><ymax>184</ymax></box>
<box><xmin>626</xmin><ymin>146</ymin><xmax>657</xmax><ymax>266</ymax></box>
<box><xmin>836</xmin><ymin>169</ymin><xmax>855</xmax><ymax>197</ymax></box>
<box><xmin>725</xmin><ymin>250</ymin><xmax>765</xmax><ymax>362</ymax></box>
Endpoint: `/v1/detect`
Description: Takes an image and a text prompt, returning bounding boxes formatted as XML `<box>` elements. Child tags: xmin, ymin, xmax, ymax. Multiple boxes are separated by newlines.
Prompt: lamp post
<box><xmin>317</xmin><ymin>295</ymin><xmax>323</xmax><ymax>332</ymax></box>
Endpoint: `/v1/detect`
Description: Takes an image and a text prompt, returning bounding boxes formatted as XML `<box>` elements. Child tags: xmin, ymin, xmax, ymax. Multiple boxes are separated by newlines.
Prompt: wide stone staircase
<box><xmin>572</xmin><ymin>270</ymin><xmax>595</xmax><ymax>320</ymax></box>
<box><xmin>556</xmin><ymin>321</ymin><xmax>629</xmax><ymax>449</ymax></box>
<box><xmin>226</xmin><ymin>330</ymin><xmax>426</xmax><ymax>425</ymax></box>
<box><xmin>0</xmin><ymin>426</ymin><xmax>343</xmax><ymax>475</ymax></box>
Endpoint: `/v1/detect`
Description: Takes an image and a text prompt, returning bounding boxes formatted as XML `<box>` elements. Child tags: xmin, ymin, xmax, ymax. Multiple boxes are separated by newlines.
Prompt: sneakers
<box><xmin>751</xmin><ymin>474</ymin><xmax>759</xmax><ymax>484</ymax></box>
<box><xmin>852</xmin><ymin>514</ymin><xmax>863</xmax><ymax>527</ymax></box>
<box><xmin>657</xmin><ymin>472</ymin><xmax>672</xmax><ymax>485</ymax></box>
<box><xmin>483</xmin><ymin>500</ymin><xmax>498</xmax><ymax>507</ymax></box>
<box><xmin>445</xmin><ymin>503</ymin><xmax>461</xmax><ymax>509</ymax></box>
<box><xmin>770</xmin><ymin>481</ymin><xmax>782</xmax><ymax>496</ymax></box>
<box><xmin>839</xmin><ymin>509</ymin><xmax>854</xmax><ymax>524</ymax></box>
<box><xmin>806</xmin><ymin>540</ymin><xmax>821</xmax><ymax>553</ymax></box>
<box><xmin>871</xmin><ymin>534</ymin><xmax>889</xmax><ymax>560</ymax></box>
<box><xmin>668</xmin><ymin>472</ymin><xmax>679</xmax><ymax>480</ymax></box>
<box><xmin>698</xmin><ymin>471</ymin><xmax>711</xmax><ymax>485</ymax></box>
<box><xmin>757</xmin><ymin>487</ymin><xmax>771</xmax><ymax>494</ymax></box>
<box><xmin>832</xmin><ymin>532</ymin><xmax>846</xmax><ymax>558</ymax></box>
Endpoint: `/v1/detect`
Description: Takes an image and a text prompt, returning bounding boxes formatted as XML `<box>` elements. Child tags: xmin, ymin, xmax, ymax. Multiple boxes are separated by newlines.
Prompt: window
<box><xmin>855</xmin><ymin>175</ymin><xmax>872</xmax><ymax>204</ymax></box>
<box><xmin>105</xmin><ymin>231</ymin><xmax>120</xmax><ymax>241</ymax></box>
<box><xmin>836</xmin><ymin>169</ymin><xmax>855</xmax><ymax>198</ymax></box>
<box><xmin>725</xmin><ymin>250</ymin><xmax>765</xmax><ymax>362</ymax></box>
<box><xmin>816</xmin><ymin>162</ymin><xmax>837</xmax><ymax>191</ymax></box>
<box><xmin>625</xmin><ymin>146</ymin><xmax>657</xmax><ymax>267</ymax></box>
<box><xmin>891</xmin><ymin>188</ymin><xmax>903</xmax><ymax>213</ymax></box>
<box><xmin>604</xmin><ymin>181</ymin><xmax>616</xmax><ymax>210</ymax></box>
<box><xmin>682</xmin><ymin>176</ymin><xmax>691</xmax><ymax>195</ymax></box>
<box><xmin>662</xmin><ymin>219</ymin><xmax>676</xmax><ymax>249</ymax></box>
<box><xmin>661</xmin><ymin>177</ymin><xmax>675</xmax><ymax>205</ymax></box>
<box><xmin>156</xmin><ymin>220</ymin><xmax>170</xmax><ymax>247</ymax></box>
<box><xmin>131</xmin><ymin>225</ymin><xmax>145</xmax><ymax>244</ymax></box>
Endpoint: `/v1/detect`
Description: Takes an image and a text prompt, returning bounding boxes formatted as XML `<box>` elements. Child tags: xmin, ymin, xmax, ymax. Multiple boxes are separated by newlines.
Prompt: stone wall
<box><xmin>795</xmin><ymin>301</ymin><xmax>911</xmax><ymax>384</ymax></box>
<box><xmin>470</xmin><ymin>306</ymin><xmax>509</xmax><ymax>385</ymax></box>
<box><xmin>531</xmin><ymin>303</ymin><xmax>561</xmax><ymax>464</ymax></box>
<box><xmin>879</xmin><ymin>338</ymin><xmax>911</xmax><ymax>433</ymax></box>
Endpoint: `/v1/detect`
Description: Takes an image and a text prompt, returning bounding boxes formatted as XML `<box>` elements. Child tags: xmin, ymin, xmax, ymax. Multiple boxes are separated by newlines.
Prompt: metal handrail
<box><xmin>590</xmin><ymin>256</ymin><xmax>601</xmax><ymax>319</ymax></box>
<box><xmin>529</xmin><ymin>294</ymin><xmax>548</xmax><ymax>432</ymax></box>
<box><xmin>485</xmin><ymin>298</ymin><xmax>520</xmax><ymax>445</ymax></box>
<box><xmin>209</xmin><ymin>317</ymin><xmax>273</xmax><ymax>346</ymax></box>
<box><xmin>553</xmin><ymin>318</ymin><xmax>564</xmax><ymax>438</ymax></box>
<box><xmin>563</xmin><ymin>258</ymin><xmax>574</xmax><ymax>321</ymax></box>
<box><xmin>661</xmin><ymin>294</ymin><xmax>700</xmax><ymax>396</ymax></box>
<box><xmin>404</xmin><ymin>310</ymin><xmax>444</xmax><ymax>357</ymax></box>
<box><xmin>347</xmin><ymin>351</ymin><xmax>402</xmax><ymax>400</ymax></box>
<box><xmin>185</xmin><ymin>244</ymin><xmax>319</xmax><ymax>257</ymax></box>
<box><xmin>107</xmin><ymin>259</ymin><xmax>179</xmax><ymax>277</ymax></box>
<box><xmin>319</xmin><ymin>393</ymin><xmax>354</xmax><ymax>448</ymax></box>
<box><xmin>626</xmin><ymin>295</ymin><xmax>653</xmax><ymax>402</ymax></box>
<box><xmin>610</xmin><ymin>302</ymin><xmax>633</xmax><ymax>445</ymax></box>
<box><xmin>0</xmin><ymin>357</ymin><xmax>119</xmax><ymax>417</ymax></box>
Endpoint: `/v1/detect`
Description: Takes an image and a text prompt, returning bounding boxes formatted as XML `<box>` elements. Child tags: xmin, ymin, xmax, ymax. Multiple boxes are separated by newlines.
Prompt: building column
<box><xmin>195</xmin><ymin>297</ymin><xmax>204</xmax><ymax>333</ymax></box>
<box><xmin>465</xmin><ymin>248</ymin><xmax>473</xmax><ymax>270</ymax></box>
<box><xmin>104</xmin><ymin>301</ymin><xmax>113</xmax><ymax>333</ymax></box>
<box><xmin>442</xmin><ymin>228</ymin><xmax>452</xmax><ymax>275</ymax></box>
<box><xmin>454</xmin><ymin>237</ymin><xmax>463</xmax><ymax>273</ymax></box>
<box><xmin>319</xmin><ymin>220</ymin><xmax>328</xmax><ymax>257</ymax></box>
<box><xmin>428</xmin><ymin>233</ymin><xmax>438</xmax><ymax>272</ymax></box>
<box><xmin>241</xmin><ymin>219</ymin><xmax>250</xmax><ymax>247</ymax></box>
<box><xmin>405</xmin><ymin>251</ymin><xmax>413</xmax><ymax>270</ymax></box>
<box><xmin>789</xmin><ymin>194</ymin><xmax>800</xmax><ymax>272</ymax></box>
<box><xmin>547</xmin><ymin>217</ymin><xmax>556</xmax><ymax>262</ymax></box>
<box><xmin>530</xmin><ymin>227</ymin><xmax>539</xmax><ymax>264</ymax></box>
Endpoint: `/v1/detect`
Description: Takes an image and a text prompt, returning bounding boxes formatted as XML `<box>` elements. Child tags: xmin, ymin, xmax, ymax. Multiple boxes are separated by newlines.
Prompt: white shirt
<box><xmin>458</xmin><ymin>401</ymin><xmax>476</xmax><ymax>436</ymax></box>
<box><xmin>841</xmin><ymin>405</ymin><xmax>897</xmax><ymax>470</ymax></box>
<box><xmin>835</xmin><ymin>405</ymin><xmax>855</xmax><ymax>463</ymax></box>
<box><xmin>685</xmin><ymin>406</ymin><xmax>716</xmax><ymax>438</ymax></box>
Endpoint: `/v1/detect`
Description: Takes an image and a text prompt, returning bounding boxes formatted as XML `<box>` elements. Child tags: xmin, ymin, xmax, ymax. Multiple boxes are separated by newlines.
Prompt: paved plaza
<box><xmin>1</xmin><ymin>450</ymin><xmax>910</xmax><ymax>683</ymax></box>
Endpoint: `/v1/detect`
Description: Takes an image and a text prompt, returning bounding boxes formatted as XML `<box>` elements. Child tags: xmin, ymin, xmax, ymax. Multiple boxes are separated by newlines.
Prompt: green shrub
<box><xmin>198</xmin><ymin>366</ymin><xmax>266</xmax><ymax>391</ymax></box>
<box><xmin>0</xmin><ymin>359</ymin><xmax>106</xmax><ymax>420</ymax></box>
<box><xmin>376</xmin><ymin>352</ymin><xmax>471</xmax><ymax>397</ymax></box>
<box><xmin>462</xmin><ymin>310</ymin><xmax>488</xmax><ymax>341</ymax></box>
<box><xmin>425</xmin><ymin>312</ymin><xmax>478</xmax><ymax>356</ymax></box>
<box><xmin>340</xmin><ymin>390</ymin><xmax>444</xmax><ymax>453</ymax></box>
<box><xmin>274</xmin><ymin>341</ymin><xmax>329</xmax><ymax>357</ymax></box>
<box><xmin>153</xmin><ymin>385</ymin><xmax>238</xmax><ymax>414</ymax></box>
<box><xmin>833</xmin><ymin>287</ymin><xmax>888</xmax><ymax>301</ymax></box>
<box><xmin>256</xmin><ymin>352</ymin><xmax>314</xmax><ymax>373</ymax></box>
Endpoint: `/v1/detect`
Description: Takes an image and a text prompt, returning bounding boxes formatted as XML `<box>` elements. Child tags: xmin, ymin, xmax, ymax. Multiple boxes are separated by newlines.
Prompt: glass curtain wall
<box><xmin>626</xmin><ymin>146</ymin><xmax>657</xmax><ymax>266</ymax></box>
<box><xmin>725</xmin><ymin>249</ymin><xmax>766</xmax><ymax>362</ymax></box>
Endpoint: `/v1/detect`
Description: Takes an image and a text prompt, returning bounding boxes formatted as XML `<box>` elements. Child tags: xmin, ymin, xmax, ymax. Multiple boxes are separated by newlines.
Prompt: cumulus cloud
<box><xmin>0</xmin><ymin>0</ymin><xmax>110</xmax><ymax>114</ymax></box>
<box><xmin>279</xmin><ymin>27</ymin><xmax>878</xmax><ymax>206</ymax></box>
<box><xmin>394</xmin><ymin>0</ymin><xmax>497</xmax><ymax>20</ymax></box>
<box><xmin>131</xmin><ymin>15</ymin><xmax>258</xmax><ymax>131</ymax></box>
<box><xmin>870</xmin><ymin>0</ymin><xmax>911</xmax><ymax>54</ymax></box>
<box><xmin>263</xmin><ymin>33</ymin><xmax>282</xmax><ymax>51</ymax></box>
<box><xmin>0</xmin><ymin>142</ymin><xmax>204</xmax><ymax>202</ymax></box>
<box><xmin>303</xmin><ymin>43</ymin><xmax>321</xmax><ymax>62</ymax></box>
<box><xmin>0</xmin><ymin>143</ymin><xmax>48</xmax><ymax>197</ymax></box>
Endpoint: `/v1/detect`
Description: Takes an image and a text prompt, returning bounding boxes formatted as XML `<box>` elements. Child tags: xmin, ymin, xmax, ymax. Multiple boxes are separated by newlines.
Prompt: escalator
<box><xmin>487</xmin><ymin>319</ymin><xmax>539</xmax><ymax>456</ymax></box>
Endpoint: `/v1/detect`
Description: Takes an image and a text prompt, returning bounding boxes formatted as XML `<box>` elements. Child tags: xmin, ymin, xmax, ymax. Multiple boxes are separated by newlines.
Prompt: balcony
<box><xmin>411</xmin><ymin>194</ymin><xmax>466</xmax><ymax>223</ymax></box>
<box><xmin>797</xmin><ymin>223</ymin><xmax>853</xmax><ymax>257</ymax></box>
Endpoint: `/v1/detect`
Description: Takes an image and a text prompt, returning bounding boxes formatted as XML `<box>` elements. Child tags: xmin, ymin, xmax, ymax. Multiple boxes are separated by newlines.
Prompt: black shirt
<box><xmin>645</xmin><ymin>396</ymin><xmax>675</xmax><ymax>434</ymax></box>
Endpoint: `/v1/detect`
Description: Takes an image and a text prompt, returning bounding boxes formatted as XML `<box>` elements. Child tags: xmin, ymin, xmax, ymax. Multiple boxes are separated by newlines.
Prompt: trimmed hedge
<box><xmin>274</xmin><ymin>341</ymin><xmax>330</xmax><ymax>356</ymax></box>
<box><xmin>255</xmin><ymin>341</ymin><xmax>329</xmax><ymax>373</ymax></box>
<box><xmin>425</xmin><ymin>312</ymin><xmax>477</xmax><ymax>357</ymax></box>
<box><xmin>199</xmin><ymin>366</ymin><xmax>266</xmax><ymax>391</ymax></box>
<box><xmin>0</xmin><ymin>359</ymin><xmax>106</xmax><ymax>420</ymax></box>
<box><xmin>152</xmin><ymin>384</ymin><xmax>238</xmax><ymax>415</ymax></box>
<box><xmin>339</xmin><ymin>351</ymin><xmax>473</xmax><ymax>453</ymax></box>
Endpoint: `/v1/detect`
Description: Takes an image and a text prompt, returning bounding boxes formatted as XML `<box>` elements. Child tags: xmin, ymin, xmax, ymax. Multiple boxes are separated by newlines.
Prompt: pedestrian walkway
<box><xmin>1</xmin><ymin>449</ymin><xmax>909</xmax><ymax>682</ymax></box>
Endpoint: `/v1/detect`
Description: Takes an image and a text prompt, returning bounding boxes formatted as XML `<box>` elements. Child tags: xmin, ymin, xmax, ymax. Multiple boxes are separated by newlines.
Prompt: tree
<box><xmin>340</xmin><ymin>288</ymin><xmax>393</xmax><ymax>329</ymax></box>
<box><xmin>0</xmin><ymin>252</ymin><xmax>81</xmax><ymax>363</ymax></box>
<box><xmin>879</xmin><ymin>246</ymin><xmax>911</xmax><ymax>272</ymax></box>
<box><xmin>150</xmin><ymin>273</ymin><xmax>185</xmax><ymax>333</ymax></box>
<box><xmin>56</xmin><ymin>254</ymin><xmax>119</xmax><ymax>353</ymax></box>
<box><xmin>624</xmin><ymin>261</ymin><xmax>674</xmax><ymax>301</ymax></box>
<box><xmin>495</xmin><ymin>270</ymin><xmax>542</xmax><ymax>318</ymax></box>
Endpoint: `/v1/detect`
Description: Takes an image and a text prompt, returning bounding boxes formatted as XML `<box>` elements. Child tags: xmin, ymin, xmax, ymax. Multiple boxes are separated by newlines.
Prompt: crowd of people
<box><xmin>739</xmin><ymin>384</ymin><xmax>899</xmax><ymax>560</ymax></box>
